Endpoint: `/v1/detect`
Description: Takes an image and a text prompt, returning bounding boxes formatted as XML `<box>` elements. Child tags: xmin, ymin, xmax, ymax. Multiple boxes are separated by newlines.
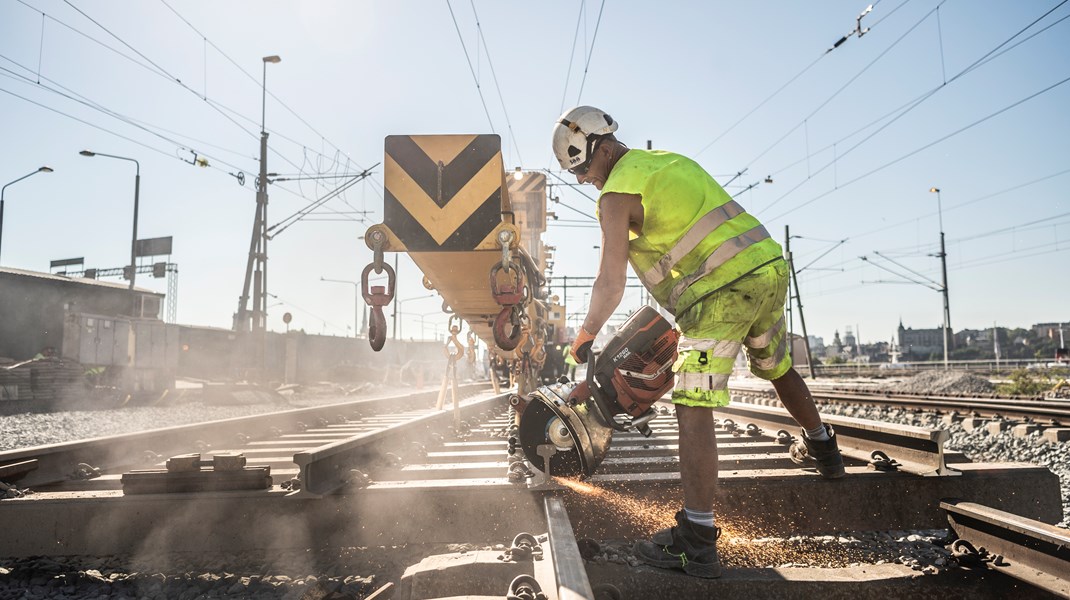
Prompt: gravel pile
<box><xmin>819</xmin><ymin>402</ymin><xmax>1070</xmax><ymax>528</ymax></box>
<box><xmin>882</xmin><ymin>370</ymin><xmax>996</xmax><ymax>395</ymax></box>
<box><xmin>0</xmin><ymin>384</ymin><xmax>399</xmax><ymax>452</ymax></box>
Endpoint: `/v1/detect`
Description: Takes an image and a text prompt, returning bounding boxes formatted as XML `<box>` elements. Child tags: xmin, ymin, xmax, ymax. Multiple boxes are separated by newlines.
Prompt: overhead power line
<box><xmin>445</xmin><ymin>0</ymin><xmax>496</xmax><ymax>133</ymax></box>
<box><xmin>755</xmin><ymin>0</ymin><xmax>1070</xmax><ymax>214</ymax></box>
<box><xmin>575</xmin><ymin>0</ymin><xmax>607</xmax><ymax>104</ymax></box>
<box><xmin>694</xmin><ymin>1</ymin><xmax>912</xmax><ymax>159</ymax></box>
<box><xmin>157</xmin><ymin>0</ymin><xmax>369</xmax><ymax>174</ymax></box>
<box><xmin>762</xmin><ymin>72</ymin><xmax>1070</xmax><ymax>222</ymax></box>
<box><xmin>468</xmin><ymin>0</ymin><xmax>523</xmax><ymax>166</ymax></box>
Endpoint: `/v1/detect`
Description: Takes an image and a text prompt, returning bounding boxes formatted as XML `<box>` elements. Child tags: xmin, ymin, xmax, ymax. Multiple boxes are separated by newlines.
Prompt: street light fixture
<box><xmin>393</xmin><ymin>293</ymin><xmax>436</xmax><ymax>340</ymax></box>
<box><xmin>930</xmin><ymin>186</ymin><xmax>951</xmax><ymax>370</ymax></box>
<box><xmin>81</xmin><ymin>150</ymin><xmax>141</xmax><ymax>314</ymax></box>
<box><xmin>1</xmin><ymin>166</ymin><xmax>54</xmax><ymax>264</ymax></box>
<box><xmin>321</xmin><ymin>276</ymin><xmax>363</xmax><ymax>338</ymax></box>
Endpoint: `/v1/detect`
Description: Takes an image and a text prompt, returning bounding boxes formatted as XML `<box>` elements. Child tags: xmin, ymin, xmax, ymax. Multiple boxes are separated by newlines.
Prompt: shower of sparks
<box><xmin>553</xmin><ymin>477</ymin><xmax>881</xmax><ymax>568</ymax></box>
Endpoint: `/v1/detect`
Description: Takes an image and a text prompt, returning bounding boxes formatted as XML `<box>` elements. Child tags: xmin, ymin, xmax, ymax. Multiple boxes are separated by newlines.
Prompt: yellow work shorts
<box><xmin>671</xmin><ymin>259</ymin><xmax>792</xmax><ymax>408</ymax></box>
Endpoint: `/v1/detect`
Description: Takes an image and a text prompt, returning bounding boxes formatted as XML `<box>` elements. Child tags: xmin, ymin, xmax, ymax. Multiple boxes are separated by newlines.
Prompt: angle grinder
<box><xmin>517</xmin><ymin>305</ymin><xmax>679</xmax><ymax>478</ymax></box>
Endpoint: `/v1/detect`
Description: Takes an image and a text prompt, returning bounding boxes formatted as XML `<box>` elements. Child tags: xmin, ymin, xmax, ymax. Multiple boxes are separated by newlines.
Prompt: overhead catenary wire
<box><xmin>445</xmin><ymin>0</ymin><xmax>496</xmax><ymax>133</ymax></box>
<box><xmin>0</xmin><ymin>54</ymin><xmax>257</xmax><ymax>172</ymax></box>
<box><xmin>755</xmin><ymin>1</ymin><xmax>1070</xmax><ymax>216</ymax></box>
<box><xmin>558</xmin><ymin>1</ymin><xmax>586</xmax><ymax>115</ymax></box>
<box><xmin>17</xmin><ymin>0</ymin><xmax>365</xmax><ymax>205</ymax></box>
<box><xmin>574</xmin><ymin>0</ymin><xmax>607</xmax><ymax>104</ymax></box>
<box><xmin>741</xmin><ymin>3</ymin><xmax>942</xmax><ymax>176</ymax></box>
<box><xmin>762</xmin><ymin>73</ymin><xmax>1070</xmax><ymax>223</ymax></box>
<box><xmin>158</xmin><ymin>0</ymin><xmax>368</xmax><ymax>174</ymax></box>
<box><xmin>468</xmin><ymin>0</ymin><xmax>523</xmax><ymax>166</ymax></box>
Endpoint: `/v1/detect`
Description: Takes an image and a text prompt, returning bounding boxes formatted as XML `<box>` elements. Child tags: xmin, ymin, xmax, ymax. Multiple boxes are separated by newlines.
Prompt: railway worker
<box><xmin>563</xmin><ymin>340</ymin><xmax>579</xmax><ymax>380</ymax></box>
<box><xmin>551</xmin><ymin>106</ymin><xmax>845</xmax><ymax>579</ymax></box>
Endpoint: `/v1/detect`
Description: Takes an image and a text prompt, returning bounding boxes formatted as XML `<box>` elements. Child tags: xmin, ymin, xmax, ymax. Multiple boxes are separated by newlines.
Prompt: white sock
<box><xmin>805</xmin><ymin>424</ymin><xmax>831</xmax><ymax>442</ymax></box>
<box><xmin>684</xmin><ymin>507</ymin><xmax>715</xmax><ymax>529</ymax></box>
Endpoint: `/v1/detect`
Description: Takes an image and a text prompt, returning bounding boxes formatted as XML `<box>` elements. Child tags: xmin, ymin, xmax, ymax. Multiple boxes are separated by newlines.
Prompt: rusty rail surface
<box><xmin>943</xmin><ymin>500</ymin><xmax>1070</xmax><ymax>598</ymax></box>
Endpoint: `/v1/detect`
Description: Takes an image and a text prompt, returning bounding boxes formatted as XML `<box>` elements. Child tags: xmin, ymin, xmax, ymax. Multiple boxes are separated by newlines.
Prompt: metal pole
<box><xmin>788</xmin><ymin>248</ymin><xmax>817</xmax><ymax>379</ymax></box>
<box><xmin>130</xmin><ymin>172</ymin><xmax>140</xmax><ymax>291</ymax></box>
<box><xmin>785</xmin><ymin>226</ymin><xmax>794</xmax><ymax>338</ymax></box>
<box><xmin>353</xmin><ymin>282</ymin><xmax>359</xmax><ymax>339</ymax></box>
<box><xmin>932</xmin><ymin>187</ymin><xmax>950</xmax><ymax>370</ymax></box>
<box><xmin>940</xmin><ymin>229</ymin><xmax>950</xmax><ymax>369</ymax></box>
<box><xmin>1</xmin><ymin>168</ymin><xmax>52</xmax><ymax>265</ymax></box>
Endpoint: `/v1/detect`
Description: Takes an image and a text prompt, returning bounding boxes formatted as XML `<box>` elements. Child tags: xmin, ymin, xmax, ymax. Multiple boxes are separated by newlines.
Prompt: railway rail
<box><xmin>1</xmin><ymin>383</ymin><xmax>1066</xmax><ymax>599</ymax></box>
<box><xmin>731</xmin><ymin>380</ymin><xmax>1070</xmax><ymax>423</ymax></box>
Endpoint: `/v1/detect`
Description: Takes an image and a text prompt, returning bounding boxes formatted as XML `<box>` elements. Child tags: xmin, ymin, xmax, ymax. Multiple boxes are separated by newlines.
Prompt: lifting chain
<box><xmin>491</xmin><ymin>230</ymin><xmax>531</xmax><ymax>352</ymax></box>
<box><xmin>361</xmin><ymin>232</ymin><xmax>395</xmax><ymax>352</ymax></box>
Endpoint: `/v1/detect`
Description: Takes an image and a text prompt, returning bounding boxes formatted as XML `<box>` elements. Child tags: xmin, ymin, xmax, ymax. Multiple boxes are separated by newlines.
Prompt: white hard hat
<box><xmin>552</xmin><ymin>106</ymin><xmax>618</xmax><ymax>172</ymax></box>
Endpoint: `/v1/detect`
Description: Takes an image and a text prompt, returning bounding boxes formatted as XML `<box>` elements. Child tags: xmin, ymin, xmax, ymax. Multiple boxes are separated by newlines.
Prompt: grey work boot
<box><xmin>789</xmin><ymin>423</ymin><xmax>846</xmax><ymax>478</ymax></box>
<box><xmin>634</xmin><ymin>510</ymin><xmax>722</xmax><ymax>579</ymax></box>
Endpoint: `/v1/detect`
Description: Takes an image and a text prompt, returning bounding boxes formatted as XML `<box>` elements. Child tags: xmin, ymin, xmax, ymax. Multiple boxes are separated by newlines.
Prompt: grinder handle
<box><xmin>585</xmin><ymin>350</ymin><xmax>630</xmax><ymax>433</ymax></box>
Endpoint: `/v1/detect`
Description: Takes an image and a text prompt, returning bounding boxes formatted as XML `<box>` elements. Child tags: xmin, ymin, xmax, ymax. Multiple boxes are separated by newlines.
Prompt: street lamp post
<box><xmin>930</xmin><ymin>186</ymin><xmax>951</xmax><ymax>370</ymax></box>
<box><xmin>1</xmin><ymin>166</ymin><xmax>53</xmax><ymax>264</ymax></box>
<box><xmin>321</xmin><ymin>276</ymin><xmax>361</xmax><ymax>338</ymax></box>
<box><xmin>81</xmin><ymin>151</ymin><xmax>141</xmax><ymax>314</ymax></box>
<box><xmin>393</xmin><ymin>293</ymin><xmax>435</xmax><ymax>340</ymax></box>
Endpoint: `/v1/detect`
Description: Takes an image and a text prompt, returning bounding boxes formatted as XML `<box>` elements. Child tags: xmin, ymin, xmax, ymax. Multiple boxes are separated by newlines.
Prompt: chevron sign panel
<box><xmin>384</xmin><ymin>134</ymin><xmax>504</xmax><ymax>251</ymax></box>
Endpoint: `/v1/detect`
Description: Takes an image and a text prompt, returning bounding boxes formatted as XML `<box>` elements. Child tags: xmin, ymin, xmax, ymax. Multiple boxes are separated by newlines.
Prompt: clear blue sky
<box><xmin>1</xmin><ymin>1</ymin><xmax>1067</xmax><ymax>345</ymax></box>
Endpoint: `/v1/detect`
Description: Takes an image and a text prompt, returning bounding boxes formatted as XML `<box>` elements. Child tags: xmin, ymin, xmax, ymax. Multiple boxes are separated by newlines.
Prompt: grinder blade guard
<box><xmin>517</xmin><ymin>306</ymin><xmax>678</xmax><ymax>478</ymax></box>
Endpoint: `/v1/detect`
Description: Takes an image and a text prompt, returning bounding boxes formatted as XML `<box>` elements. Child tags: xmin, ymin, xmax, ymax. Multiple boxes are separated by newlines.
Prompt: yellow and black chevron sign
<box><xmin>384</xmin><ymin>134</ymin><xmax>503</xmax><ymax>251</ymax></box>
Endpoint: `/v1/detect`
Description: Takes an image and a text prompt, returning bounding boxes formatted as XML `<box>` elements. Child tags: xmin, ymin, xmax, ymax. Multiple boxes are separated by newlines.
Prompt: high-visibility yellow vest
<box><xmin>599</xmin><ymin>149</ymin><xmax>784</xmax><ymax>316</ymax></box>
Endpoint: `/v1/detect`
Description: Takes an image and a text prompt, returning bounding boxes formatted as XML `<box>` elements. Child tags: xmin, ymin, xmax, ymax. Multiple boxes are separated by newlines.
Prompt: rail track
<box><xmin>1</xmin><ymin>382</ymin><xmax>1067</xmax><ymax>599</ymax></box>
<box><xmin>732</xmin><ymin>379</ymin><xmax>1070</xmax><ymax>424</ymax></box>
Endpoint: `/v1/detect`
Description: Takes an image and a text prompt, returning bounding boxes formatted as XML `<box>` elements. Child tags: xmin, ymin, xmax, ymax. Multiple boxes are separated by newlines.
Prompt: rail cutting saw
<box><xmin>517</xmin><ymin>305</ymin><xmax>679</xmax><ymax>478</ymax></box>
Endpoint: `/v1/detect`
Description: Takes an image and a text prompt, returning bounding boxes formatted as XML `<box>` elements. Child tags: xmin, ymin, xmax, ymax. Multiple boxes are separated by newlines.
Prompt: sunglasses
<box><xmin>568</xmin><ymin>161</ymin><xmax>591</xmax><ymax>176</ymax></box>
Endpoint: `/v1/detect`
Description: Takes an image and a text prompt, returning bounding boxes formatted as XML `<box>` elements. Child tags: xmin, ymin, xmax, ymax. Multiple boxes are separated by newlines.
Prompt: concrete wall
<box><xmin>176</xmin><ymin>324</ymin><xmax>453</xmax><ymax>384</ymax></box>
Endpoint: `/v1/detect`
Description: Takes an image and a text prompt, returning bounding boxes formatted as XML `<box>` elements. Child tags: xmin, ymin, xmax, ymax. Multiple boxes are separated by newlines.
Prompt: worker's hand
<box><xmin>570</xmin><ymin>327</ymin><xmax>597</xmax><ymax>364</ymax></box>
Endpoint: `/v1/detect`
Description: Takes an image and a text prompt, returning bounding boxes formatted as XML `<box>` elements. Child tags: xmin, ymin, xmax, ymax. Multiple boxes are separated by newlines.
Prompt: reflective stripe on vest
<box><xmin>666</xmin><ymin>224</ymin><xmax>772</xmax><ymax>311</ymax></box>
<box><xmin>678</xmin><ymin>336</ymin><xmax>742</xmax><ymax>359</ymax></box>
<box><xmin>746</xmin><ymin>316</ymin><xmax>785</xmax><ymax>350</ymax></box>
<box><xmin>641</xmin><ymin>199</ymin><xmax>746</xmax><ymax>284</ymax></box>
<box><xmin>676</xmin><ymin>371</ymin><xmax>731</xmax><ymax>391</ymax></box>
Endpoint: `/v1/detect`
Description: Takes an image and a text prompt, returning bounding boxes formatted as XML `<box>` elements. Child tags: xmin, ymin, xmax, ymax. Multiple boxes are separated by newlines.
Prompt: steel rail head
<box><xmin>942</xmin><ymin>500</ymin><xmax>1070</xmax><ymax>597</ymax></box>
<box><xmin>543</xmin><ymin>496</ymin><xmax>596</xmax><ymax>600</ymax></box>
<box><xmin>713</xmin><ymin>402</ymin><xmax>957</xmax><ymax>476</ymax></box>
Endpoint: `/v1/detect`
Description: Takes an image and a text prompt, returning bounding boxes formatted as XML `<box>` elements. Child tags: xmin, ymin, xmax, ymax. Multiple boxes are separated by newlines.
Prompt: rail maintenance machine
<box><xmin>362</xmin><ymin>133</ymin><xmax>680</xmax><ymax>481</ymax></box>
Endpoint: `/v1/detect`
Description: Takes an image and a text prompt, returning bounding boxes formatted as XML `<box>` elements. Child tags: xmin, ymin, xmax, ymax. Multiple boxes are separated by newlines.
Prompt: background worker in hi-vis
<box><xmin>553</xmin><ymin>106</ymin><xmax>845</xmax><ymax>579</ymax></box>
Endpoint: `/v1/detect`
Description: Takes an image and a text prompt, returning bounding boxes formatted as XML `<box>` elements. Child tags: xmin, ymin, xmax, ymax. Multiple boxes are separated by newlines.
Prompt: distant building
<box><xmin>1033</xmin><ymin>322</ymin><xmax>1067</xmax><ymax>340</ymax></box>
<box><xmin>897</xmin><ymin>319</ymin><xmax>952</xmax><ymax>360</ymax></box>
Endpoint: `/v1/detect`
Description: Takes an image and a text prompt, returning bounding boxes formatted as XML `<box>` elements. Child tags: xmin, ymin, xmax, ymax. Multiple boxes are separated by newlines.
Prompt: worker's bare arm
<box><xmin>582</xmin><ymin>192</ymin><xmax>642</xmax><ymax>333</ymax></box>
